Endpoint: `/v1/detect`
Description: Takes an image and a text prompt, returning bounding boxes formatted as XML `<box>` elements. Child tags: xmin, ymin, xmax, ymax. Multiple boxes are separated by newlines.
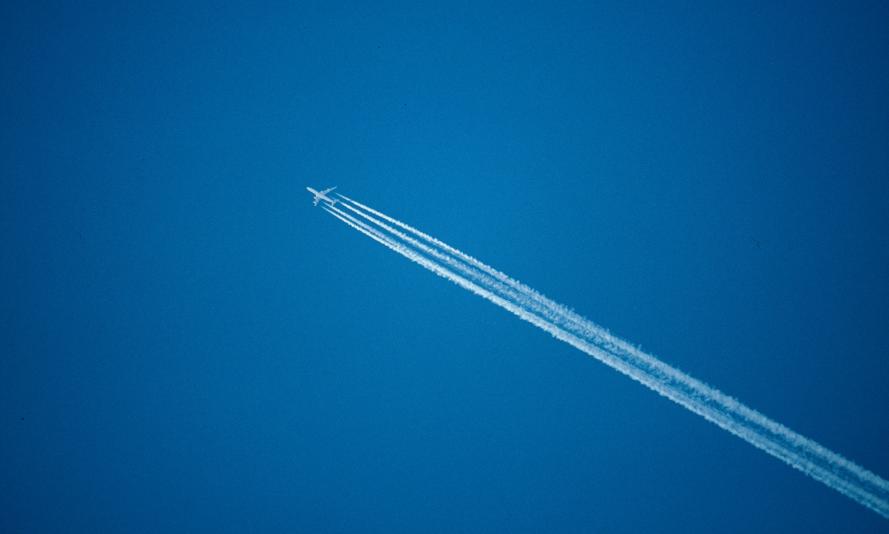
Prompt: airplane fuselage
<box><xmin>307</xmin><ymin>186</ymin><xmax>337</xmax><ymax>206</ymax></box>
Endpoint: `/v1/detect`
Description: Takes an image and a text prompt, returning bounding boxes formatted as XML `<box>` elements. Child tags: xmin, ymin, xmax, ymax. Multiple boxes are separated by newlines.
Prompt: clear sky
<box><xmin>3</xmin><ymin>2</ymin><xmax>889</xmax><ymax>532</ymax></box>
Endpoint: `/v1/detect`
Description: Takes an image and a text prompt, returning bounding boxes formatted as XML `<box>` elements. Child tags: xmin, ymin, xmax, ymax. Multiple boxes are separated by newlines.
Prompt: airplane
<box><xmin>307</xmin><ymin>186</ymin><xmax>338</xmax><ymax>207</ymax></box>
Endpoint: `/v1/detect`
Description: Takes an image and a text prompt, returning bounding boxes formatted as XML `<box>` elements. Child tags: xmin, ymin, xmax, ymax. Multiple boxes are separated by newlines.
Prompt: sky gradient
<box><xmin>3</xmin><ymin>2</ymin><xmax>889</xmax><ymax>532</ymax></box>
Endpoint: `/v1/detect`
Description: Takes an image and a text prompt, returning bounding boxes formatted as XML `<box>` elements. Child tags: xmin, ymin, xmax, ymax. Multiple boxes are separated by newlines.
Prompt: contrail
<box><xmin>338</xmin><ymin>193</ymin><xmax>700</xmax><ymax>363</ymax></box>
<box><xmin>335</xmin><ymin>201</ymin><xmax>541</xmax><ymax>307</ymax></box>
<box><xmin>337</xmin><ymin>193</ymin><xmax>582</xmax><ymax>321</ymax></box>
<box><xmin>335</xmin><ymin>199</ymin><xmax>617</xmax><ymax>344</ymax></box>
<box><xmin>321</xmin><ymin>196</ymin><xmax>889</xmax><ymax>518</ymax></box>
<box><xmin>338</xmin><ymin>193</ymin><xmax>684</xmax><ymax>361</ymax></box>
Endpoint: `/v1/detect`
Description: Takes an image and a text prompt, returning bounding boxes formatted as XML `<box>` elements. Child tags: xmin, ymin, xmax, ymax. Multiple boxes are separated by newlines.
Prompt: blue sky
<box><xmin>3</xmin><ymin>2</ymin><xmax>889</xmax><ymax>532</ymax></box>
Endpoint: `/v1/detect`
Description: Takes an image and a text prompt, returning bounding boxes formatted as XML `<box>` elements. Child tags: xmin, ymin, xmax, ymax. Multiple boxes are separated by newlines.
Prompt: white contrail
<box><xmin>338</xmin><ymin>193</ymin><xmax>681</xmax><ymax>362</ymax></box>
<box><xmin>335</xmin><ymin>199</ymin><xmax>619</xmax><ymax>346</ymax></box>
<box><xmin>335</xmin><ymin>201</ymin><xmax>537</xmax><ymax>305</ymax></box>
<box><xmin>337</xmin><ymin>193</ymin><xmax>582</xmax><ymax>318</ymax></box>
<box><xmin>335</xmin><ymin>194</ymin><xmax>889</xmax><ymax>507</ymax></box>
<box><xmin>338</xmin><ymin>194</ymin><xmax>694</xmax><ymax>359</ymax></box>
<box><xmin>321</xmin><ymin>197</ymin><xmax>889</xmax><ymax>518</ymax></box>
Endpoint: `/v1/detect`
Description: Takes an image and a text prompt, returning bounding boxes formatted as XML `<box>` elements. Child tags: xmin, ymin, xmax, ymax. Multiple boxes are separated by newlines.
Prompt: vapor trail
<box><xmin>336</xmin><ymin>198</ymin><xmax>605</xmax><ymax>337</ymax></box>
<box><xmin>322</xmin><ymin>196</ymin><xmax>889</xmax><ymax>518</ymax></box>
<box><xmin>335</xmin><ymin>200</ymin><xmax>652</xmax><ymax>361</ymax></box>
<box><xmin>337</xmin><ymin>193</ymin><xmax>580</xmax><ymax>319</ymax></box>
<box><xmin>335</xmin><ymin>201</ymin><xmax>535</xmax><ymax>305</ymax></box>
<box><xmin>338</xmin><ymin>194</ymin><xmax>694</xmax><ymax>360</ymax></box>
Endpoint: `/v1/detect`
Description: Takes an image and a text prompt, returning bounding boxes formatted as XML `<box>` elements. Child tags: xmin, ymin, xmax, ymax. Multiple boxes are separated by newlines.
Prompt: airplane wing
<box><xmin>313</xmin><ymin>197</ymin><xmax>320</xmax><ymax>206</ymax></box>
<box><xmin>321</xmin><ymin>186</ymin><xmax>337</xmax><ymax>194</ymax></box>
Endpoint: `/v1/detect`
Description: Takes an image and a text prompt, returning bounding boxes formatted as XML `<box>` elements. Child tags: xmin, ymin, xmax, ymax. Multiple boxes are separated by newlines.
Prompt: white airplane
<box><xmin>307</xmin><ymin>186</ymin><xmax>338</xmax><ymax>206</ymax></box>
